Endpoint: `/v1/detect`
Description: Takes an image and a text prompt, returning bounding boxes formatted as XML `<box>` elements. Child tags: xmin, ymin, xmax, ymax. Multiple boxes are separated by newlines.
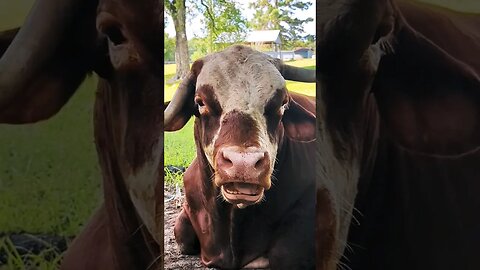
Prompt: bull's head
<box><xmin>165</xmin><ymin>45</ymin><xmax>315</xmax><ymax>208</ymax></box>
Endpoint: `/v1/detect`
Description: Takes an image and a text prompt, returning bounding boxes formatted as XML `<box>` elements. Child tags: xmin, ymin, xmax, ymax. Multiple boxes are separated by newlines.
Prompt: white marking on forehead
<box><xmin>196</xmin><ymin>47</ymin><xmax>286</xmax><ymax>114</ymax></box>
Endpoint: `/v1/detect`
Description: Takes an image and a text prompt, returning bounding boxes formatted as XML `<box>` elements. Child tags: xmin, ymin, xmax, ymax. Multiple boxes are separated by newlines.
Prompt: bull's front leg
<box><xmin>174</xmin><ymin>206</ymin><xmax>200</xmax><ymax>255</ymax></box>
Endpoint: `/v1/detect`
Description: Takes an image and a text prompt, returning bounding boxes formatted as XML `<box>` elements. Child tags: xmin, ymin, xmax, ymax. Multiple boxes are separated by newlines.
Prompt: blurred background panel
<box><xmin>0</xmin><ymin>0</ymin><xmax>101</xmax><ymax>268</ymax></box>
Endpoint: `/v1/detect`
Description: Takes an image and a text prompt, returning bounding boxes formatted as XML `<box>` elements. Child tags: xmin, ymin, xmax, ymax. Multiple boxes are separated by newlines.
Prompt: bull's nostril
<box><xmin>222</xmin><ymin>151</ymin><xmax>233</xmax><ymax>167</ymax></box>
<box><xmin>255</xmin><ymin>159</ymin><xmax>263</xmax><ymax>169</ymax></box>
<box><xmin>253</xmin><ymin>152</ymin><xmax>267</xmax><ymax>170</ymax></box>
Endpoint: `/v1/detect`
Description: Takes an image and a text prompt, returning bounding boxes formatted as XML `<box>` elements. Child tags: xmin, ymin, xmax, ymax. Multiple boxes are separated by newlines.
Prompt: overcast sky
<box><xmin>164</xmin><ymin>0</ymin><xmax>316</xmax><ymax>39</ymax></box>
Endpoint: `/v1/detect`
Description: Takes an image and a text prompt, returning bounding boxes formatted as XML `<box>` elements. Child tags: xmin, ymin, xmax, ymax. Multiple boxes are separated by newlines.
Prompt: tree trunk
<box><xmin>166</xmin><ymin>0</ymin><xmax>190</xmax><ymax>82</ymax></box>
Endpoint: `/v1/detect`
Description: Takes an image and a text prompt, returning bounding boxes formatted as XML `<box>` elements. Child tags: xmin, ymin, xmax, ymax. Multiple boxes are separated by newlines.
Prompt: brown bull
<box><xmin>317</xmin><ymin>0</ymin><xmax>480</xmax><ymax>269</ymax></box>
<box><xmin>0</xmin><ymin>0</ymin><xmax>163</xmax><ymax>269</ymax></box>
<box><xmin>164</xmin><ymin>45</ymin><xmax>317</xmax><ymax>269</ymax></box>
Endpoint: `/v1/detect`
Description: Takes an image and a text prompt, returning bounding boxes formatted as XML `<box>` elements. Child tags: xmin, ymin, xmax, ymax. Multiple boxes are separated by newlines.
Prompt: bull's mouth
<box><xmin>221</xmin><ymin>182</ymin><xmax>265</xmax><ymax>208</ymax></box>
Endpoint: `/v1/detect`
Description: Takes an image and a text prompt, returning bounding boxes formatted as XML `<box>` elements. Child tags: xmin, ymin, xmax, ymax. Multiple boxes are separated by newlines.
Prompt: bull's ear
<box><xmin>164</xmin><ymin>60</ymin><xmax>203</xmax><ymax>131</ymax></box>
<box><xmin>282</xmin><ymin>93</ymin><xmax>316</xmax><ymax>142</ymax></box>
<box><xmin>0</xmin><ymin>1</ymin><xmax>97</xmax><ymax>124</ymax></box>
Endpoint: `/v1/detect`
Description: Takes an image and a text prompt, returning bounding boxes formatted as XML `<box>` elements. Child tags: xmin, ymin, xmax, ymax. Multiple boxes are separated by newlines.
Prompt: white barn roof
<box><xmin>245</xmin><ymin>30</ymin><xmax>281</xmax><ymax>45</ymax></box>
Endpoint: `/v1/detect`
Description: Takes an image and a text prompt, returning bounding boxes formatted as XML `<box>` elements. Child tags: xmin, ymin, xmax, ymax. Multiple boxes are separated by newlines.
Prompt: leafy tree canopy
<box><xmin>193</xmin><ymin>0</ymin><xmax>248</xmax><ymax>52</ymax></box>
<box><xmin>249</xmin><ymin>0</ymin><xmax>313</xmax><ymax>49</ymax></box>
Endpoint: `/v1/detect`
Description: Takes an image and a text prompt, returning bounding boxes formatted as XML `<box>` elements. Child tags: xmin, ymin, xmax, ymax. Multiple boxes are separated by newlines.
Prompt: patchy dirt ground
<box><xmin>164</xmin><ymin>184</ymin><xmax>213</xmax><ymax>270</ymax></box>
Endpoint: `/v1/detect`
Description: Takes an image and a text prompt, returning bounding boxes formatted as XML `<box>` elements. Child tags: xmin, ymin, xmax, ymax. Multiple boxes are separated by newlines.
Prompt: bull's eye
<box><xmin>97</xmin><ymin>12</ymin><xmax>126</xmax><ymax>46</ymax></box>
<box><xmin>279</xmin><ymin>103</ymin><xmax>288</xmax><ymax>115</ymax></box>
<box><xmin>104</xmin><ymin>25</ymin><xmax>126</xmax><ymax>46</ymax></box>
<box><xmin>265</xmin><ymin>93</ymin><xmax>289</xmax><ymax>117</ymax></box>
<box><xmin>280</xmin><ymin>96</ymin><xmax>289</xmax><ymax>115</ymax></box>
<box><xmin>265</xmin><ymin>103</ymin><xmax>287</xmax><ymax>116</ymax></box>
<box><xmin>194</xmin><ymin>97</ymin><xmax>207</xmax><ymax>115</ymax></box>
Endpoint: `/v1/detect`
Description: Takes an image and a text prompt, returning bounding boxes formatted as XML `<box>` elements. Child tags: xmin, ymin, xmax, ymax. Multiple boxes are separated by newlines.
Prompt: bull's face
<box><xmin>165</xmin><ymin>45</ymin><xmax>316</xmax><ymax>209</ymax></box>
<box><xmin>194</xmin><ymin>48</ymin><xmax>289</xmax><ymax>207</ymax></box>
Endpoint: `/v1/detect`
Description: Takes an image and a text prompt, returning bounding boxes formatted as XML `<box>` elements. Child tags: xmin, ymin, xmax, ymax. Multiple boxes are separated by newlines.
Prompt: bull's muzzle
<box><xmin>215</xmin><ymin>146</ymin><xmax>271</xmax><ymax>208</ymax></box>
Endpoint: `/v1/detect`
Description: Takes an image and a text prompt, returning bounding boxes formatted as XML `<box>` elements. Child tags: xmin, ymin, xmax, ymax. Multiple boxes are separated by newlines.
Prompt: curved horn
<box><xmin>0</xmin><ymin>0</ymin><xmax>81</xmax><ymax>108</ymax></box>
<box><xmin>280</xmin><ymin>65</ymin><xmax>316</xmax><ymax>82</ymax></box>
<box><xmin>164</xmin><ymin>72</ymin><xmax>195</xmax><ymax>126</ymax></box>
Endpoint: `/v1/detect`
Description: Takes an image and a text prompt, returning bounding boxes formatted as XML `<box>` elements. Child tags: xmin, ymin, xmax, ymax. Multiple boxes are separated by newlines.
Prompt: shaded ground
<box><xmin>164</xmin><ymin>184</ymin><xmax>212</xmax><ymax>270</ymax></box>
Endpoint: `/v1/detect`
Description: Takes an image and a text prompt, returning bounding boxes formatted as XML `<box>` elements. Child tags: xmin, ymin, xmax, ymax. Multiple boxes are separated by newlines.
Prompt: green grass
<box><xmin>164</xmin><ymin>59</ymin><xmax>316</xmax><ymax>185</ymax></box>
<box><xmin>0</xmin><ymin>77</ymin><xmax>101</xmax><ymax>236</ymax></box>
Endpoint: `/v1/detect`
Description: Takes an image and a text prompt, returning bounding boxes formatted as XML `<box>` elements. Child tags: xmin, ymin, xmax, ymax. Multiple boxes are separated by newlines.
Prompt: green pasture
<box><xmin>164</xmin><ymin>59</ymin><xmax>316</xmax><ymax>185</ymax></box>
<box><xmin>0</xmin><ymin>77</ymin><xmax>100</xmax><ymax>268</ymax></box>
<box><xmin>0</xmin><ymin>78</ymin><xmax>101</xmax><ymax>236</ymax></box>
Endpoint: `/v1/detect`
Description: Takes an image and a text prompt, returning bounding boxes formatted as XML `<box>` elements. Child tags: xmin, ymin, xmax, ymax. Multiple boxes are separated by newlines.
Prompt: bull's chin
<box><xmin>220</xmin><ymin>183</ymin><xmax>265</xmax><ymax>208</ymax></box>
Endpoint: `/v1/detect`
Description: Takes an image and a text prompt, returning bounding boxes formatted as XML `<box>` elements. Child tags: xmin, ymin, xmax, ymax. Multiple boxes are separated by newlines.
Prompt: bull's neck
<box><xmin>93</xmin><ymin>78</ymin><xmax>161</xmax><ymax>265</ymax></box>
